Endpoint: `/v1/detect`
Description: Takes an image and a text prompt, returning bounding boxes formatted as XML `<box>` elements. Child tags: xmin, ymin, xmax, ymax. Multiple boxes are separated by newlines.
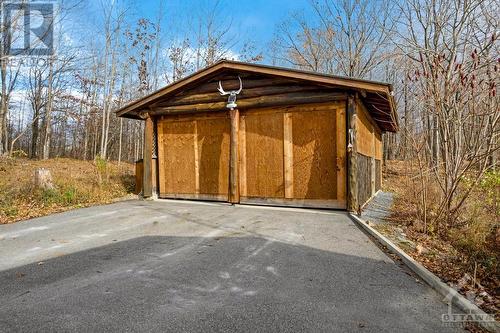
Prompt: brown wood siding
<box><xmin>357</xmin><ymin>153</ymin><xmax>373</xmax><ymax>206</ymax></box>
<box><xmin>375</xmin><ymin>131</ymin><xmax>383</xmax><ymax>160</ymax></box>
<box><xmin>152</xmin><ymin>71</ymin><xmax>352</xmax><ymax>209</ymax></box>
<box><xmin>158</xmin><ymin>113</ymin><xmax>229</xmax><ymax>200</ymax></box>
<box><xmin>160</xmin><ymin>119</ymin><xmax>196</xmax><ymax>194</ymax></box>
<box><xmin>244</xmin><ymin>110</ymin><xmax>284</xmax><ymax>198</ymax></box>
<box><xmin>354</xmin><ymin>99</ymin><xmax>383</xmax><ymax>208</ymax></box>
<box><xmin>291</xmin><ymin>109</ymin><xmax>336</xmax><ymax>200</ymax></box>
<box><xmin>356</xmin><ymin>101</ymin><xmax>375</xmax><ymax>157</ymax></box>
<box><xmin>240</xmin><ymin>102</ymin><xmax>346</xmax><ymax>208</ymax></box>
<box><xmin>356</xmin><ymin>100</ymin><xmax>383</xmax><ymax>160</ymax></box>
<box><xmin>197</xmin><ymin>116</ymin><xmax>230</xmax><ymax>195</ymax></box>
<box><xmin>375</xmin><ymin>159</ymin><xmax>382</xmax><ymax>191</ymax></box>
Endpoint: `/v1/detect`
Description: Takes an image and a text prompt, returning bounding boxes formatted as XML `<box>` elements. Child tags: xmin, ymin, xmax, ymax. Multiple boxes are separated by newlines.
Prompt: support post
<box><xmin>283</xmin><ymin>112</ymin><xmax>294</xmax><ymax>199</ymax></box>
<box><xmin>143</xmin><ymin>115</ymin><xmax>153</xmax><ymax>198</ymax></box>
<box><xmin>336</xmin><ymin>106</ymin><xmax>347</xmax><ymax>203</ymax></box>
<box><xmin>229</xmin><ymin>108</ymin><xmax>240</xmax><ymax>203</ymax></box>
<box><xmin>152</xmin><ymin>117</ymin><xmax>159</xmax><ymax>198</ymax></box>
<box><xmin>371</xmin><ymin>129</ymin><xmax>376</xmax><ymax>197</ymax></box>
<box><xmin>347</xmin><ymin>94</ymin><xmax>358</xmax><ymax>212</ymax></box>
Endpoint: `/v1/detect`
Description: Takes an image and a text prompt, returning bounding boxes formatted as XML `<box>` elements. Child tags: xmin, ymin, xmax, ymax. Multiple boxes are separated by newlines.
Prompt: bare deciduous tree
<box><xmin>396</xmin><ymin>0</ymin><xmax>499</xmax><ymax>228</ymax></box>
<box><xmin>272</xmin><ymin>0</ymin><xmax>396</xmax><ymax>79</ymax></box>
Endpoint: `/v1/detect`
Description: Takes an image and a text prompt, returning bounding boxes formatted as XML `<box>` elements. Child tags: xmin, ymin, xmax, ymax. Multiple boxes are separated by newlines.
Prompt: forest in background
<box><xmin>0</xmin><ymin>0</ymin><xmax>497</xmax><ymax>168</ymax></box>
<box><xmin>0</xmin><ymin>0</ymin><xmax>263</xmax><ymax>162</ymax></box>
<box><xmin>0</xmin><ymin>0</ymin><xmax>498</xmax><ymax>309</ymax></box>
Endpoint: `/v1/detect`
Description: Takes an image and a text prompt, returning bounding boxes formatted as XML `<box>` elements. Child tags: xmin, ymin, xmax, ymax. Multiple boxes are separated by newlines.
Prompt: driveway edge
<box><xmin>349</xmin><ymin>213</ymin><xmax>500</xmax><ymax>333</ymax></box>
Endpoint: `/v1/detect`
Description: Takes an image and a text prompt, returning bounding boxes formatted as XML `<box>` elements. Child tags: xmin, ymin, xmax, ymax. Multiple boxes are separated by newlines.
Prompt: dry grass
<box><xmin>379</xmin><ymin>160</ymin><xmax>499</xmax><ymax>319</ymax></box>
<box><xmin>0</xmin><ymin>157</ymin><xmax>135</xmax><ymax>224</ymax></box>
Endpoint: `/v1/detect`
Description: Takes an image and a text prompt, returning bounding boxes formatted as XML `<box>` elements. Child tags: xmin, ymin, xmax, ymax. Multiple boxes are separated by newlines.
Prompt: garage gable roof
<box><xmin>116</xmin><ymin>60</ymin><xmax>398</xmax><ymax>132</ymax></box>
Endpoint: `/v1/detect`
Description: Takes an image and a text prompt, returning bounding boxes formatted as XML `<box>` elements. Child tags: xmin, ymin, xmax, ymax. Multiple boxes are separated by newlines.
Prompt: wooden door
<box><xmin>239</xmin><ymin>103</ymin><xmax>346</xmax><ymax>209</ymax></box>
<box><xmin>157</xmin><ymin>113</ymin><xmax>230</xmax><ymax>201</ymax></box>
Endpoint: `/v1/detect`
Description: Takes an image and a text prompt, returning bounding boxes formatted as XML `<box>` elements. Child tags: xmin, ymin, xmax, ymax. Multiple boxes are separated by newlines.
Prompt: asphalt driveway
<box><xmin>0</xmin><ymin>200</ymin><xmax>464</xmax><ymax>332</ymax></box>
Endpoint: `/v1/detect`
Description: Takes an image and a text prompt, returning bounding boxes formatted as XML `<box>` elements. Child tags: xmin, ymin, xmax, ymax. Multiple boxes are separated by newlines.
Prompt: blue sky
<box><xmin>65</xmin><ymin>0</ymin><xmax>316</xmax><ymax>66</ymax></box>
<box><xmin>133</xmin><ymin>0</ymin><xmax>312</xmax><ymax>44</ymax></box>
<box><xmin>67</xmin><ymin>0</ymin><xmax>311</xmax><ymax>57</ymax></box>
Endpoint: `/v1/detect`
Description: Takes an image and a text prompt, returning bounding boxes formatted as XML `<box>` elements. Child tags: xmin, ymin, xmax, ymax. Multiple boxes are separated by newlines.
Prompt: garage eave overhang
<box><xmin>115</xmin><ymin>60</ymin><xmax>398</xmax><ymax>132</ymax></box>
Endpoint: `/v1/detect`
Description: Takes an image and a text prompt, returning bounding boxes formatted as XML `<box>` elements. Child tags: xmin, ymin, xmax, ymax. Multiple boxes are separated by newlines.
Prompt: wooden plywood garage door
<box><xmin>239</xmin><ymin>103</ymin><xmax>347</xmax><ymax>209</ymax></box>
<box><xmin>241</xmin><ymin>111</ymin><xmax>284</xmax><ymax>198</ymax></box>
<box><xmin>158</xmin><ymin>113</ymin><xmax>230</xmax><ymax>201</ymax></box>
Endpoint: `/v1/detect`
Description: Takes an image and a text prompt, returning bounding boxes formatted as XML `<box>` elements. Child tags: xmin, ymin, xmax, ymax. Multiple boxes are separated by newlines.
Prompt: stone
<box><xmin>416</xmin><ymin>244</ymin><xmax>429</xmax><ymax>255</ymax></box>
<box><xmin>397</xmin><ymin>236</ymin><xmax>416</xmax><ymax>249</ymax></box>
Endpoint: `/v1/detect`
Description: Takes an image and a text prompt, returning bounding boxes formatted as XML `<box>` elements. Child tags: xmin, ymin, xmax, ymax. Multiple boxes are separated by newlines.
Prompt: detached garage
<box><xmin>116</xmin><ymin>60</ymin><xmax>398</xmax><ymax>211</ymax></box>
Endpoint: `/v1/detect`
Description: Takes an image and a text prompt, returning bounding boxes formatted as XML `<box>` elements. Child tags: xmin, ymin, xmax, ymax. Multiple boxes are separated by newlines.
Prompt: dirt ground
<box><xmin>0</xmin><ymin>157</ymin><xmax>135</xmax><ymax>224</ymax></box>
<box><xmin>375</xmin><ymin>160</ymin><xmax>499</xmax><ymax>321</ymax></box>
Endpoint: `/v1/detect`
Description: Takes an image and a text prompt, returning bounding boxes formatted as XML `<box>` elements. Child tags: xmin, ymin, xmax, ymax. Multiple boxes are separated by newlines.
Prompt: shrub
<box><xmin>11</xmin><ymin>150</ymin><xmax>27</xmax><ymax>158</ymax></box>
<box><xmin>94</xmin><ymin>156</ymin><xmax>109</xmax><ymax>185</ymax></box>
<box><xmin>41</xmin><ymin>188</ymin><xmax>62</xmax><ymax>206</ymax></box>
<box><xmin>385</xmin><ymin>160</ymin><xmax>499</xmax><ymax>302</ymax></box>
<box><xmin>62</xmin><ymin>186</ymin><xmax>77</xmax><ymax>204</ymax></box>
<box><xmin>0</xmin><ymin>196</ymin><xmax>18</xmax><ymax>217</ymax></box>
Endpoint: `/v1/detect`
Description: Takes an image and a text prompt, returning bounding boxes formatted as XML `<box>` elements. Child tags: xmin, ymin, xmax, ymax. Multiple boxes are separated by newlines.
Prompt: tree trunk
<box><xmin>431</xmin><ymin>112</ymin><xmax>439</xmax><ymax>167</ymax></box>
<box><xmin>30</xmin><ymin>109</ymin><xmax>40</xmax><ymax>159</ymax></box>
<box><xmin>42</xmin><ymin>57</ymin><xmax>55</xmax><ymax>160</ymax></box>
<box><xmin>118</xmin><ymin>117</ymin><xmax>123</xmax><ymax>164</ymax></box>
<box><xmin>0</xmin><ymin>58</ymin><xmax>8</xmax><ymax>156</ymax></box>
<box><xmin>34</xmin><ymin>168</ymin><xmax>55</xmax><ymax>190</ymax></box>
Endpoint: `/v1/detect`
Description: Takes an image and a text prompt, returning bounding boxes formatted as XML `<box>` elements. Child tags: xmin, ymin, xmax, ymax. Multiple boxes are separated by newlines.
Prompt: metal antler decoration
<box><xmin>217</xmin><ymin>76</ymin><xmax>243</xmax><ymax>110</ymax></box>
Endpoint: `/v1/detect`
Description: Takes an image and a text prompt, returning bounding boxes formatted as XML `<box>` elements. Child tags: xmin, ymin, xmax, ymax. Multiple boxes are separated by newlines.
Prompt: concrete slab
<box><xmin>361</xmin><ymin>191</ymin><xmax>394</xmax><ymax>225</ymax></box>
<box><xmin>0</xmin><ymin>200</ymin><xmax>465</xmax><ymax>332</ymax></box>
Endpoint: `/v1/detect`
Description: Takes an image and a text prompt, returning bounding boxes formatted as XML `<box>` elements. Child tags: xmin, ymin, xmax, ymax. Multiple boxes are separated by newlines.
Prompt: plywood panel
<box><xmin>291</xmin><ymin>109</ymin><xmax>336</xmax><ymax>200</ymax></box>
<box><xmin>160</xmin><ymin>119</ymin><xmax>196</xmax><ymax>194</ymax></box>
<box><xmin>244</xmin><ymin>111</ymin><xmax>284</xmax><ymax>198</ymax></box>
<box><xmin>196</xmin><ymin>115</ymin><xmax>230</xmax><ymax>196</ymax></box>
<box><xmin>158</xmin><ymin>101</ymin><xmax>347</xmax><ymax>209</ymax></box>
<box><xmin>356</xmin><ymin>101</ymin><xmax>374</xmax><ymax>157</ymax></box>
<box><xmin>375</xmin><ymin>130</ymin><xmax>383</xmax><ymax>160</ymax></box>
<box><xmin>241</xmin><ymin>102</ymin><xmax>346</xmax><ymax>208</ymax></box>
<box><xmin>158</xmin><ymin>113</ymin><xmax>229</xmax><ymax>200</ymax></box>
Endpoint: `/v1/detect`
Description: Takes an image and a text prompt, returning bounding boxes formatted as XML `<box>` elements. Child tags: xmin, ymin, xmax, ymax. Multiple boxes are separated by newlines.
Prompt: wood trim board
<box><xmin>240</xmin><ymin>197</ymin><xmax>347</xmax><ymax>210</ymax></box>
